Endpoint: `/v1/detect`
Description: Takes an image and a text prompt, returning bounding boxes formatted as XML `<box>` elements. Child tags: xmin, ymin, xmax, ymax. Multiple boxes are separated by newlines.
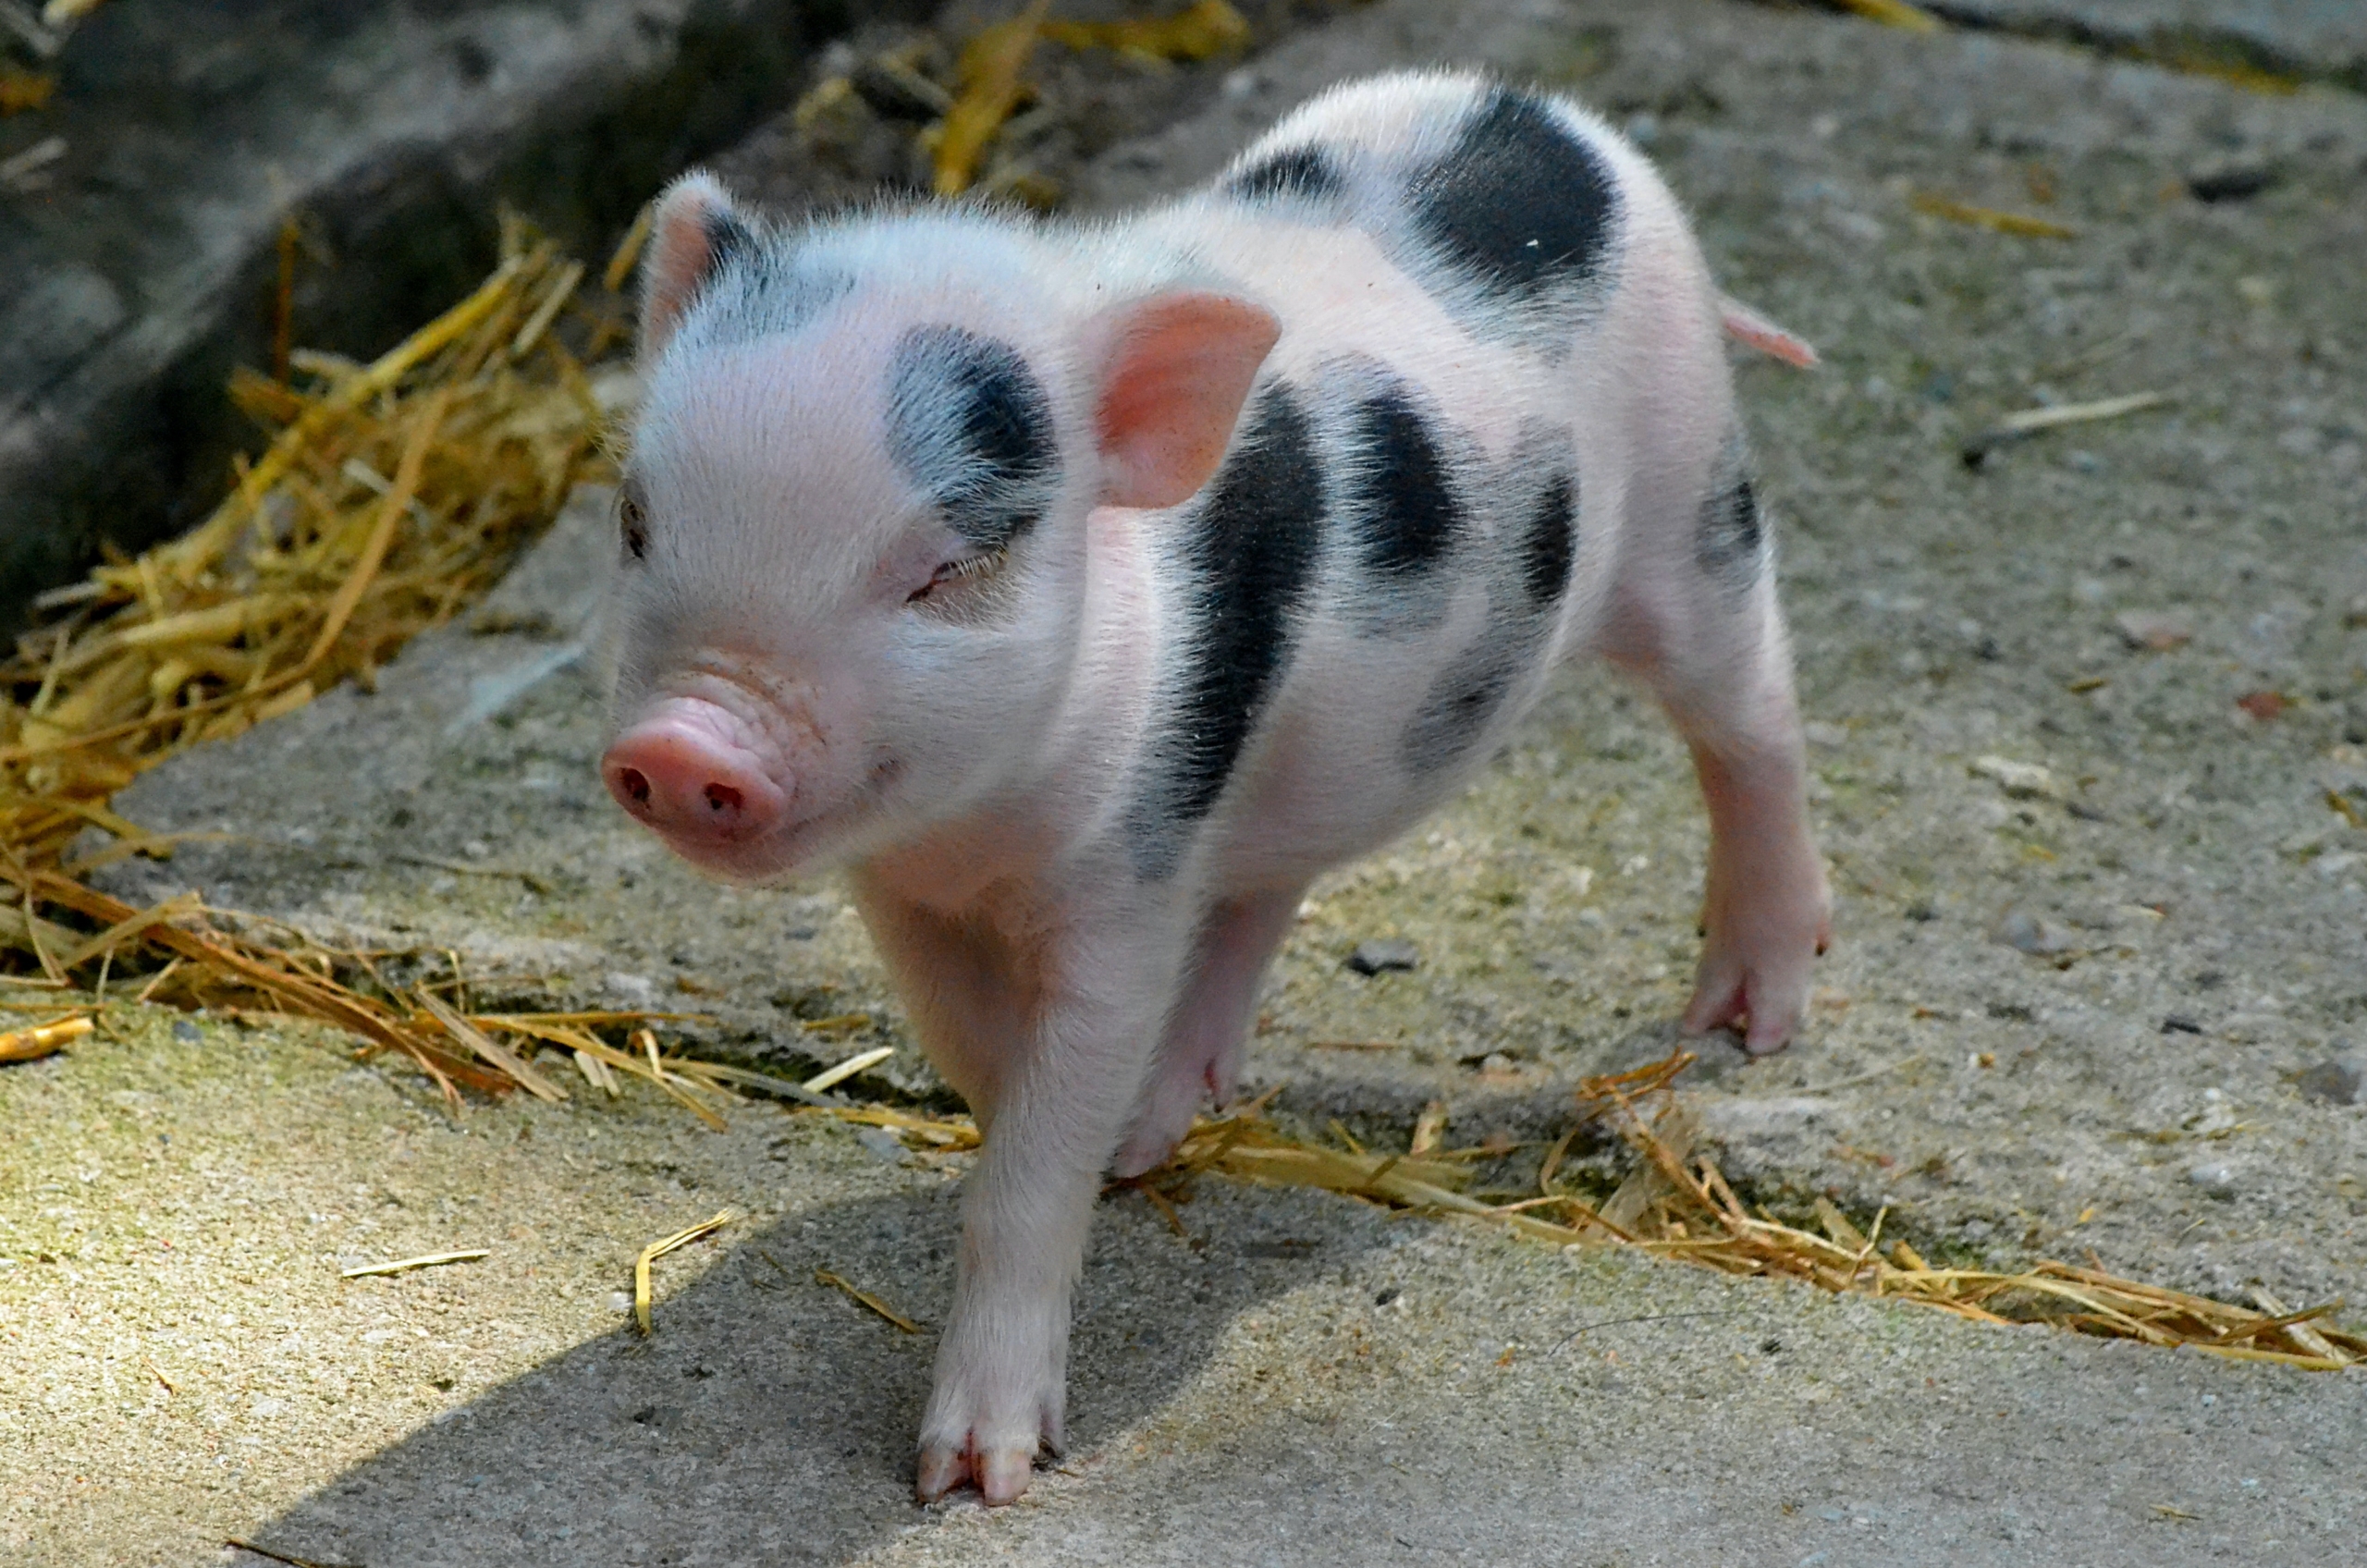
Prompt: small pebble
<box><xmin>854</xmin><ymin>1125</ymin><xmax>910</xmax><ymax>1164</ymax></box>
<box><xmin>1802</xmin><ymin>720</ymin><xmax>1848</xmax><ymax>750</ymax></box>
<box><xmin>2113</xmin><ymin>609</ymin><xmax>2193</xmax><ymax>651</ymax></box>
<box><xmin>2293</xmin><ymin>1055</ymin><xmax>2364</xmax><ymax>1107</ymax></box>
<box><xmin>2186</xmin><ymin>158</ymin><xmax>2279</xmax><ymax>203</ymax></box>
<box><xmin>1345</xmin><ymin>938</ymin><xmax>1418</xmax><ymax>976</ymax></box>
<box><xmin>1990</xmin><ymin>908</ymin><xmax>2076</xmax><ymax>956</ymax></box>
<box><xmin>1969</xmin><ymin>754</ymin><xmax>2065</xmax><ymax>802</ymax></box>
<box><xmin>172</xmin><ymin>1021</ymin><xmax>202</xmax><ymax>1044</ymax></box>
<box><xmin>2187</xmin><ymin>1163</ymin><xmax>2238</xmax><ymax>1197</ymax></box>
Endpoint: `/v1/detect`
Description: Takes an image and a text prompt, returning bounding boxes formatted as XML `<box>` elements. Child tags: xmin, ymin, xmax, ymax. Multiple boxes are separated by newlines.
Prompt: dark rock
<box><xmin>2186</xmin><ymin>158</ymin><xmax>2281</xmax><ymax>203</ymax></box>
<box><xmin>1345</xmin><ymin>938</ymin><xmax>1419</xmax><ymax>976</ymax></box>
<box><xmin>0</xmin><ymin>0</ymin><xmax>934</xmax><ymax>631</ymax></box>
<box><xmin>2293</xmin><ymin>1055</ymin><xmax>2364</xmax><ymax>1107</ymax></box>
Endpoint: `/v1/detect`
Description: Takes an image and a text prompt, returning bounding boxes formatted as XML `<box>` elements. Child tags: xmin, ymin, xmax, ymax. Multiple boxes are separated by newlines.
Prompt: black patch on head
<box><xmin>1696</xmin><ymin>472</ymin><xmax>1763</xmax><ymax>586</ymax></box>
<box><xmin>1133</xmin><ymin>384</ymin><xmax>1326</xmax><ymax>879</ymax></box>
<box><xmin>1227</xmin><ymin>145</ymin><xmax>1345</xmax><ymax>203</ymax></box>
<box><xmin>1518</xmin><ymin>471</ymin><xmax>1576</xmax><ymax>609</ymax></box>
<box><xmin>886</xmin><ymin>326</ymin><xmax>1061</xmax><ymax>551</ymax></box>
<box><xmin>1351</xmin><ymin>386</ymin><xmax>1463</xmax><ymax>581</ymax></box>
<box><xmin>702</xmin><ymin>206</ymin><xmax>756</xmax><ymax>273</ymax></box>
<box><xmin>1408</xmin><ymin>88</ymin><xmax>1618</xmax><ymax>306</ymax></box>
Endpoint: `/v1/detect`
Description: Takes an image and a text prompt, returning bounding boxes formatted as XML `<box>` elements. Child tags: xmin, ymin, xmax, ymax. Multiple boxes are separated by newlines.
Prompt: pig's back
<box><xmin>1111</xmin><ymin>72</ymin><xmax>1733</xmax><ymax>890</ymax></box>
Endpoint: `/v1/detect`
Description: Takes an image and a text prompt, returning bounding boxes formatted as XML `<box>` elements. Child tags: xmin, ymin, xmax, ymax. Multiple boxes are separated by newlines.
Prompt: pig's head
<box><xmin>601</xmin><ymin>174</ymin><xmax>1281</xmax><ymax>883</ymax></box>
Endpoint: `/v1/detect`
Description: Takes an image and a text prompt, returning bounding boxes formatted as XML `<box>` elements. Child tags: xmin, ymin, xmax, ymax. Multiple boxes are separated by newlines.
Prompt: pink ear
<box><xmin>1094</xmin><ymin>293</ymin><xmax>1282</xmax><ymax>509</ymax></box>
<box><xmin>639</xmin><ymin>172</ymin><xmax>751</xmax><ymax>359</ymax></box>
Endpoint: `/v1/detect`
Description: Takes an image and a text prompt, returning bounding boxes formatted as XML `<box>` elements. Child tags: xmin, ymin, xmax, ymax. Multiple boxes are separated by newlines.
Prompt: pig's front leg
<box><xmin>883</xmin><ymin>899</ymin><xmax>1190</xmax><ymax>1505</ymax></box>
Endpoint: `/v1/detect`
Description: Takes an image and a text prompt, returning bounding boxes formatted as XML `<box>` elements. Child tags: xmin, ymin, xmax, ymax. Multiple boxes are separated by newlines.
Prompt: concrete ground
<box><xmin>5</xmin><ymin>0</ymin><xmax>2366</xmax><ymax>1562</ymax></box>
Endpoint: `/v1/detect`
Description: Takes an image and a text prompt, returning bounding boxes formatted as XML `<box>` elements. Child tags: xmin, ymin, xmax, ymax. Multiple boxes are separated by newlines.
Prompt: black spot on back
<box><xmin>1227</xmin><ymin>144</ymin><xmax>1344</xmax><ymax>203</ymax></box>
<box><xmin>1518</xmin><ymin>472</ymin><xmax>1576</xmax><ymax>608</ymax></box>
<box><xmin>886</xmin><ymin>326</ymin><xmax>1061</xmax><ymax>551</ymax></box>
<box><xmin>1134</xmin><ymin>385</ymin><xmax>1326</xmax><ymax>878</ymax></box>
<box><xmin>1696</xmin><ymin>472</ymin><xmax>1762</xmax><ymax>586</ymax></box>
<box><xmin>1409</xmin><ymin>89</ymin><xmax>1618</xmax><ymax>305</ymax></box>
<box><xmin>1351</xmin><ymin>386</ymin><xmax>1462</xmax><ymax>580</ymax></box>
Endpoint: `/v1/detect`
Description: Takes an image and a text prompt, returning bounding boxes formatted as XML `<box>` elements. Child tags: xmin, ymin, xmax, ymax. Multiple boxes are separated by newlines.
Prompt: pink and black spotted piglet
<box><xmin>598</xmin><ymin>68</ymin><xmax>1831</xmax><ymax>1505</ymax></box>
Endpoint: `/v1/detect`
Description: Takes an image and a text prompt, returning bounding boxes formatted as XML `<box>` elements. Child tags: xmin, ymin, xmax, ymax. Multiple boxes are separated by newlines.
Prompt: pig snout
<box><xmin>603</xmin><ymin>699</ymin><xmax>789</xmax><ymax>845</ymax></box>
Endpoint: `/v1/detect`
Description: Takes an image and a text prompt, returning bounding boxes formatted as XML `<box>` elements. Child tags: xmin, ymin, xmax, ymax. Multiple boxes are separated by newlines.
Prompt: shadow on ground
<box><xmin>248</xmin><ymin>1182</ymin><xmax>1396</xmax><ymax>1568</ymax></box>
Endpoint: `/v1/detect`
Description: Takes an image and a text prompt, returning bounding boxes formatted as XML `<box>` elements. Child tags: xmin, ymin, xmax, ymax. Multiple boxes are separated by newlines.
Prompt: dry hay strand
<box><xmin>815</xmin><ymin>1268</ymin><xmax>925</xmax><ymax>1333</ymax></box>
<box><xmin>635</xmin><ymin>1208</ymin><xmax>738</xmax><ymax>1335</ymax></box>
<box><xmin>802</xmin><ymin>1051</ymin><xmax>2364</xmax><ymax>1371</ymax></box>
<box><xmin>0</xmin><ymin>215</ymin><xmax>772</xmax><ymax>1111</ymax></box>
<box><xmin>896</xmin><ymin>0</ymin><xmax>1248</xmax><ymax>194</ymax></box>
<box><xmin>3</xmin><ymin>214</ymin><xmax>607</xmax><ymax>847</ymax></box>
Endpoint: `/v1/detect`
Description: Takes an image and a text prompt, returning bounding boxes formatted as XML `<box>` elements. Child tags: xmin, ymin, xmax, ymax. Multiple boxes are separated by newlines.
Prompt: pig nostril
<box><xmin>704</xmin><ymin>782</ymin><xmax>743</xmax><ymax>815</ymax></box>
<box><xmin>617</xmin><ymin>767</ymin><xmax>652</xmax><ymax>807</ymax></box>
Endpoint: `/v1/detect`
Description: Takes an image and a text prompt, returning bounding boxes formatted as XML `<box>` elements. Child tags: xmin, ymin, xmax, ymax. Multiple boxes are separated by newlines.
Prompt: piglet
<box><xmin>601</xmin><ymin>68</ymin><xmax>1830</xmax><ymax>1505</ymax></box>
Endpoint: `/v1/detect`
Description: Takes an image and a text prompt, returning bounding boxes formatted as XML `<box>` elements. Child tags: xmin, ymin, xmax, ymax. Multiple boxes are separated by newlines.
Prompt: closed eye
<box><xmin>907</xmin><ymin>551</ymin><xmax>1005</xmax><ymax>604</ymax></box>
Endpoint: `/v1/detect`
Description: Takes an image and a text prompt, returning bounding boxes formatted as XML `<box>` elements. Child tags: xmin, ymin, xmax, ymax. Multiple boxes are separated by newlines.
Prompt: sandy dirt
<box><xmin>6</xmin><ymin>0</ymin><xmax>2365</xmax><ymax>1562</ymax></box>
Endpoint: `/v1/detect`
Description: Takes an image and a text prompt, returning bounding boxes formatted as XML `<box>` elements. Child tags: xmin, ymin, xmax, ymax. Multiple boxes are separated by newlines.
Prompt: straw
<box><xmin>816</xmin><ymin>1268</ymin><xmax>924</xmax><ymax>1332</ymax></box>
<box><xmin>634</xmin><ymin>1208</ymin><xmax>737</xmax><ymax>1334</ymax></box>
<box><xmin>800</xmin><ymin>1053</ymin><xmax>2363</xmax><ymax>1371</ymax></box>
<box><xmin>339</xmin><ymin>1248</ymin><xmax>489</xmax><ymax>1280</ymax></box>
<box><xmin>0</xmin><ymin>1012</ymin><xmax>91</xmax><ymax>1063</ymax></box>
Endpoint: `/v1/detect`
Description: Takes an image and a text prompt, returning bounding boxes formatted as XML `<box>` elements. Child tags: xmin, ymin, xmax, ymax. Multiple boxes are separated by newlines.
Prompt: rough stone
<box><xmin>2293</xmin><ymin>1054</ymin><xmax>2365</xmax><ymax>1107</ymax></box>
<box><xmin>1932</xmin><ymin>0</ymin><xmax>2367</xmax><ymax>86</ymax></box>
<box><xmin>1344</xmin><ymin>938</ymin><xmax>1421</xmax><ymax>976</ymax></box>
<box><xmin>0</xmin><ymin>0</ymin><xmax>930</xmax><ymax>629</ymax></box>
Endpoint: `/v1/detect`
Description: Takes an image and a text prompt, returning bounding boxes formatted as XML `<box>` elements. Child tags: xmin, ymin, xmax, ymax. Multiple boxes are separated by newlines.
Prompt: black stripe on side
<box><xmin>1402</xmin><ymin>635</ymin><xmax>1527</xmax><ymax>775</ymax></box>
<box><xmin>1132</xmin><ymin>383</ymin><xmax>1326</xmax><ymax>878</ymax></box>
<box><xmin>884</xmin><ymin>325</ymin><xmax>1061</xmax><ymax>552</ymax></box>
<box><xmin>1351</xmin><ymin>385</ymin><xmax>1464</xmax><ymax>582</ymax></box>
<box><xmin>1518</xmin><ymin>470</ymin><xmax>1577</xmax><ymax>609</ymax></box>
<box><xmin>1407</xmin><ymin>88</ymin><xmax>1619</xmax><ymax>306</ymax></box>
<box><xmin>1695</xmin><ymin>472</ymin><xmax>1763</xmax><ymax>588</ymax></box>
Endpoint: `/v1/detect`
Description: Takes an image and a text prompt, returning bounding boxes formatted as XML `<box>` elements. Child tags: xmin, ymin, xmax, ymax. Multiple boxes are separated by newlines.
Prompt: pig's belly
<box><xmin>1200</xmin><ymin>592</ymin><xmax>1587</xmax><ymax>893</ymax></box>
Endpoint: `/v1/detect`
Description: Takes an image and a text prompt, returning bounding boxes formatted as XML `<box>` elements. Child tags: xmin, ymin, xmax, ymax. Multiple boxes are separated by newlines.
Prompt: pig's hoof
<box><xmin>1682</xmin><ymin>956</ymin><xmax>1812</xmax><ymax>1057</ymax></box>
<box><xmin>1110</xmin><ymin>1104</ymin><xmax>1194</xmax><ymax>1179</ymax></box>
<box><xmin>916</xmin><ymin>1350</ymin><xmax>1063</xmax><ymax>1505</ymax></box>
<box><xmin>1110</xmin><ymin>1050</ymin><xmax>1229</xmax><ymax>1177</ymax></box>
<box><xmin>915</xmin><ymin>1435</ymin><xmax>1047</xmax><ymax>1506</ymax></box>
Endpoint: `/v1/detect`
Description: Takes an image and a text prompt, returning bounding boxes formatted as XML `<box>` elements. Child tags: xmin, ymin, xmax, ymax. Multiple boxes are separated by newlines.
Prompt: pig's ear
<box><xmin>639</xmin><ymin>172</ymin><xmax>754</xmax><ymax>360</ymax></box>
<box><xmin>1092</xmin><ymin>293</ymin><xmax>1282</xmax><ymax>509</ymax></box>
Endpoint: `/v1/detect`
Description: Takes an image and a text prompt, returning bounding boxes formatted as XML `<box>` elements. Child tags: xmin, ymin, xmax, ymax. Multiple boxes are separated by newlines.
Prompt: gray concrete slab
<box><xmin>1932</xmin><ymin>0</ymin><xmax>2367</xmax><ymax>82</ymax></box>
<box><xmin>7</xmin><ymin>0</ymin><xmax>2366</xmax><ymax>1562</ymax></box>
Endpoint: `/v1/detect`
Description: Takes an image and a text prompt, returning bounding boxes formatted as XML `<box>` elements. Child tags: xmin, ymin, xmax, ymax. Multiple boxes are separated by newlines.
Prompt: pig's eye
<box><xmin>906</xmin><ymin>552</ymin><xmax>1001</xmax><ymax>604</ymax></box>
<box><xmin>619</xmin><ymin>496</ymin><xmax>650</xmax><ymax>562</ymax></box>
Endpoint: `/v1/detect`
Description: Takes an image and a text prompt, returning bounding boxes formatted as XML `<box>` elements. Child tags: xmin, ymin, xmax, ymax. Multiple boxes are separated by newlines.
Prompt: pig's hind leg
<box><xmin>1110</xmin><ymin>885</ymin><xmax>1305</xmax><ymax>1178</ymax></box>
<box><xmin>1600</xmin><ymin>447</ymin><xmax>1831</xmax><ymax>1055</ymax></box>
